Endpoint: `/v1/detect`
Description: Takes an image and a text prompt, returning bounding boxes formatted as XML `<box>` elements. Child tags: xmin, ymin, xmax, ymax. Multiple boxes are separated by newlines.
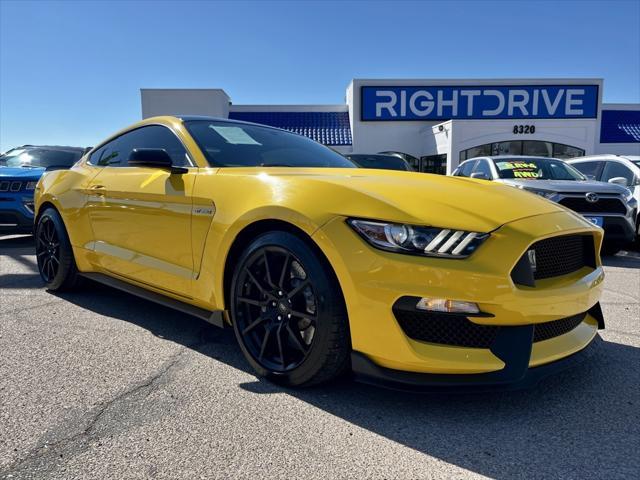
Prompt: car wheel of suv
<box><xmin>35</xmin><ymin>208</ymin><xmax>82</xmax><ymax>291</ymax></box>
<box><xmin>230</xmin><ymin>231</ymin><xmax>350</xmax><ymax>387</ymax></box>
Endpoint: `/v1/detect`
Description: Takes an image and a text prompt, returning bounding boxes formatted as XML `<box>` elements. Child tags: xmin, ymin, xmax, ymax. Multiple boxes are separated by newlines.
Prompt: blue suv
<box><xmin>0</xmin><ymin>145</ymin><xmax>87</xmax><ymax>234</ymax></box>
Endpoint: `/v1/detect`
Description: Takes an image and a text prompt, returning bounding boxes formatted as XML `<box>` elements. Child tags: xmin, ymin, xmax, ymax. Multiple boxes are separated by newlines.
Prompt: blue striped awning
<box><xmin>228</xmin><ymin>111</ymin><xmax>352</xmax><ymax>146</ymax></box>
<box><xmin>600</xmin><ymin>109</ymin><xmax>640</xmax><ymax>143</ymax></box>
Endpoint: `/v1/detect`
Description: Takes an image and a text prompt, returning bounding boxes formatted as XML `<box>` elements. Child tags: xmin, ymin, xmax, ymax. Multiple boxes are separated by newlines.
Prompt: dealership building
<box><xmin>141</xmin><ymin>78</ymin><xmax>640</xmax><ymax>174</ymax></box>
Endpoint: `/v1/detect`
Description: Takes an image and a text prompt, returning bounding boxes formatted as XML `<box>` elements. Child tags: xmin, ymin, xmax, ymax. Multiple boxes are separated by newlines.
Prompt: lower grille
<box><xmin>394</xmin><ymin>305</ymin><xmax>587</xmax><ymax>348</ymax></box>
<box><xmin>533</xmin><ymin>312</ymin><xmax>586</xmax><ymax>342</ymax></box>
<box><xmin>559</xmin><ymin>196</ymin><xmax>626</xmax><ymax>214</ymax></box>
<box><xmin>393</xmin><ymin>309</ymin><xmax>500</xmax><ymax>348</ymax></box>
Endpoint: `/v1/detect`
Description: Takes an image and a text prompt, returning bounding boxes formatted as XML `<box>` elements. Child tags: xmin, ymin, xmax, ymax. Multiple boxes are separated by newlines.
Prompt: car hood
<box><xmin>222</xmin><ymin>168</ymin><xmax>566</xmax><ymax>233</ymax></box>
<box><xmin>497</xmin><ymin>178</ymin><xmax>628</xmax><ymax>195</ymax></box>
<box><xmin>0</xmin><ymin>166</ymin><xmax>45</xmax><ymax>179</ymax></box>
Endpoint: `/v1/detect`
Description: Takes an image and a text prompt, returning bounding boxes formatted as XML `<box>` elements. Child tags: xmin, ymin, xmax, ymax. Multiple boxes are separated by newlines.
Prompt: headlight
<box><xmin>623</xmin><ymin>188</ymin><xmax>634</xmax><ymax>203</ymax></box>
<box><xmin>25</xmin><ymin>181</ymin><xmax>38</xmax><ymax>190</ymax></box>
<box><xmin>347</xmin><ymin>219</ymin><xmax>489</xmax><ymax>258</ymax></box>
<box><xmin>521</xmin><ymin>187</ymin><xmax>555</xmax><ymax>199</ymax></box>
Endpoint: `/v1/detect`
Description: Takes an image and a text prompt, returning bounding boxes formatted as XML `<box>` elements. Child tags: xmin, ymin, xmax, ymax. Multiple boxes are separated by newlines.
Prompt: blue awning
<box><xmin>228</xmin><ymin>111</ymin><xmax>352</xmax><ymax>146</ymax></box>
<box><xmin>600</xmin><ymin>109</ymin><xmax>640</xmax><ymax>143</ymax></box>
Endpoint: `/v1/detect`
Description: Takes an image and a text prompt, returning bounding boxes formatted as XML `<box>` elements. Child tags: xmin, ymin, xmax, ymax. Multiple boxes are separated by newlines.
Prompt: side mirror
<box><xmin>128</xmin><ymin>149</ymin><xmax>187</xmax><ymax>174</ymax></box>
<box><xmin>470</xmin><ymin>172</ymin><xmax>490</xmax><ymax>180</ymax></box>
<box><xmin>608</xmin><ymin>176</ymin><xmax>628</xmax><ymax>187</ymax></box>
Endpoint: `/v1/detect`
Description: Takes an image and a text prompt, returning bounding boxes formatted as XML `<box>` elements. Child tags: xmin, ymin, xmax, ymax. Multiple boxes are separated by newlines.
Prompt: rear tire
<box><xmin>230</xmin><ymin>231</ymin><xmax>350</xmax><ymax>387</ymax></box>
<box><xmin>35</xmin><ymin>208</ymin><xmax>82</xmax><ymax>291</ymax></box>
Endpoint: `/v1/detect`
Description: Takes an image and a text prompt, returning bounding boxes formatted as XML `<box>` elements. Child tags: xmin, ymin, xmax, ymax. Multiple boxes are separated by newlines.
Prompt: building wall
<box><xmin>141</xmin><ymin>89</ymin><xmax>230</xmax><ymax>119</ymax></box>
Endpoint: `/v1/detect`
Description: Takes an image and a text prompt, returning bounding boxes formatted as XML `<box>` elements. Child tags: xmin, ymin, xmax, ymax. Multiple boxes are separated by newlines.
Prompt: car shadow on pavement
<box><xmin>50</xmin><ymin>282</ymin><xmax>639</xmax><ymax>479</ymax></box>
<box><xmin>0</xmin><ymin>235</ymin><xmax>42</xmax><ymax>288</ymax></box>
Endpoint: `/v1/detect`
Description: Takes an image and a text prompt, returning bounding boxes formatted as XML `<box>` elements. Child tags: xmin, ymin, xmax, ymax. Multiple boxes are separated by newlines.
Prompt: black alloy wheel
<box><xmin>36</xmin><ymin>214</ymin><xmax>61</xmax><ymax>283</ymax></box>
<box><xmin>234</xmin><ymin>245</ymin><xmax>317</xmax><ymax>372</ymax></box>
<box><xmin>230</xmin><ymin>231</ymin><xmax>350</xmax><ymax>386</ymax></box>
<box><xmin>35</xmin><ymin>208</ymin><xmax>82</xmax><ymax>291</ymax></box>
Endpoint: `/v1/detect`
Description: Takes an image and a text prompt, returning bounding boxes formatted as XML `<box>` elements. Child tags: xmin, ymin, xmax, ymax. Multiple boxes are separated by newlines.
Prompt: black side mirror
<box><xmin>128</xmin><ymin>149</ymin><xmax>187</xmax><ymax>174</ymax></box>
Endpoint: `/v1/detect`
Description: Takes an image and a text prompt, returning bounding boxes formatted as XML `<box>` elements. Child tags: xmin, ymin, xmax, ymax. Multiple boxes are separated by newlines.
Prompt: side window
<box><xmin>601</xmin><ymin>161</ymin><xmax>635</xmax><ymax>185</ymax></box>
<box><xmin>571</xmin><ymin>161</ymin><xmax>603</xmax><ymax>180</ymax></box>
<box><xmin>100</xmin><ymin>125</ymin><xmax>190</xmax><ymax>168</ymax></box>
<box><xmin>89</xmin><ymin>139</ymin><xmax>122</xmax><ymax>166</ymax></box>
<box><xmin>472</xmin><ymin>159</ymin><xmax>493</xmax><ymax>179</ymax></box>
<box><xmin>454</xmin><ymin>160</ymin><xmax>476</xmax><ymax>177</ymax></box>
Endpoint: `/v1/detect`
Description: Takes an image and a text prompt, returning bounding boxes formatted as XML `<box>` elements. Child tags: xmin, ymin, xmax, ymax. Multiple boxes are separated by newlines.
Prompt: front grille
<box><xmin>512</xmin><ymin>234</ymin><xmax>596</xmax><ymax>286</ymax></box>
<box><xmin>0</xmin><ymin>181</ymin><xmax>23</xmax><ymax>192</ymax></box>
<box><xmin>533</xmin><ymin>312</ymin><xmax>586</xmax><ymax>342</ymax></box>
<box><xmin>559</xmin><ymin>196</ymin><xmax>626</xmax><ymax>214</ymax></box>
<box><xmin>393</xmin><ymin>307</ymin><xmax>588</xmax><ymax>348</ymax></box>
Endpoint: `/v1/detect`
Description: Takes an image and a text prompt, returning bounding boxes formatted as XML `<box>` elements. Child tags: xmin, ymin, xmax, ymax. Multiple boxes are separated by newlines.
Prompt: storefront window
<box><xmin>491</xmin><ymin>141</ymin><xmax>522</xmax><ymax>156</ymax></box>
<box><xmin>460</xmin><ymin>141</ymin><xmax>584</xmax><ymax>161</ymax></box>
<box><xmin>522</xmin><ymin>140</ymin><xmax>553</xmax><ymax>157</ymax></box>
<box><xmin>552</xmin><ymin>143</ymin><xmax>585</xmax><ymax>159</ymax></box>
<box><xmin>420</xmin><ymin>154</ymin><xmax>448</xmax><ymax>174</ymax></box>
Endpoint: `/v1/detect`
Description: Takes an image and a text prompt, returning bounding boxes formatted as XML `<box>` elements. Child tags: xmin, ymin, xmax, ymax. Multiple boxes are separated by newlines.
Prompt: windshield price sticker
<box><xmin>496</xmin><ymin>161</ymin><xmax>540</xmax><ymax>178</ymax></box>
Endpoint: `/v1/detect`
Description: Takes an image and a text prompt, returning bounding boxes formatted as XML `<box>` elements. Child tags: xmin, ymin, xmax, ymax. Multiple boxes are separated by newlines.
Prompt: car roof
<box><xmin>462</xmin><ymin>155</ymin><xmax>561</xmax><ymax>163</ymax></box>
<box><xmin>567</xmin><ymin>154</ymin><xmax>640</xmax><ymax>162</ymax></box>
<box><xmin>10</xmin><ymin>145</ymin><xmax>87</xmax><ymax>153</ymax></box>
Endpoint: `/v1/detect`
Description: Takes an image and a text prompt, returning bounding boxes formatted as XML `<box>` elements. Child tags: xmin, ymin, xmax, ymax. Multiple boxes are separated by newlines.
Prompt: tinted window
<box><xmin>346</xmin><ymin>154</ymin><xmax>411</xmax><ymax>171</ymax></box>
<box><xmin>0</xmin><ymin>147</ymin><xmax>83</xmax><ymax>169</ymax></box>
<box><xmin>185</xmin><ymin>120</ymin><xmax>356</xmax><ymax>168</ymax></box>
<box><xmin>570</xmin><ymin>161</ymin><xmax>603</xmax><ymax>180</ymax></box>
<box><xmin>454</xmin><ymin>160</ymin><xmax>476</xmax><ymax>177</ymax></box>
<box><xmin>472</xmin><ymin>159</ymin><xmax>493</xmax><ymax>178</ymax></box>
<box><xmin>492</xmin><ymin>158</ymin><xmax>585</xmax><ymax>180</ymax></box>
<box><xmin>91</xmin><ymin>125</ymin><xmax>190</xmax><ymax>168</ymax></box>
<box><xmin>90</xmin><ymin>140</ymin><xmax>120</xmax><ymax>166</ymax></box>
<box><xmin>601</xmin><ymin>161</ymin><xmax>635</xmax><ymax>185</ymax></box>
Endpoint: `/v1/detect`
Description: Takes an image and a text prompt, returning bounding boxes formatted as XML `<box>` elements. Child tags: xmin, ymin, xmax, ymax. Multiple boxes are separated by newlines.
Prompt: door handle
<box><xmin>88</xmin><ymin>185</ymin><xmax>106</xmax><ymax>196</ymax></box>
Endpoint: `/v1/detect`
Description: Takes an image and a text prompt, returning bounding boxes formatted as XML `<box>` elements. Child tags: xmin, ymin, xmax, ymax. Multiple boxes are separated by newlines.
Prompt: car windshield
<box><xmin>346</xmin><ymin>154</ymin><xmax>410</xmax><ymax>171</ymax></box>
<box><xmin>0</xmin><ymin>148</ymin><xmax>82</xmax><ymax>168</ymax></box>
<box><xmin>491</xmin><ymin>157</ymin><xmax>586</xmax><ymax>180</ymax></box>
<box><xmin>184</xmin><ymin>120</ymin><xmax>357</xmax><ymax>168</ymax></box>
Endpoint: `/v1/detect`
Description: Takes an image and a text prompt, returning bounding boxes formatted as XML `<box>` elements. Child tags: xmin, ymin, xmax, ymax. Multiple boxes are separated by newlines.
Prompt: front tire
<box><xmin>35</xmin><ymin>208</ymin><xmax>82</xmax><ymax>291</ymax></box>
<box><xmin>230</xmin><ymin>231</ymin><xmax>350</xmax><ymax>387</ymax></box>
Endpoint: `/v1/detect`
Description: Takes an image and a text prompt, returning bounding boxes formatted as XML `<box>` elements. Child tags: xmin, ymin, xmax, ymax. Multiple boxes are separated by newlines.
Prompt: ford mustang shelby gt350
<box><xmin>34</xmin><ymin>116</ymin><xmax>605</xmax><ymax>390</ymax></box>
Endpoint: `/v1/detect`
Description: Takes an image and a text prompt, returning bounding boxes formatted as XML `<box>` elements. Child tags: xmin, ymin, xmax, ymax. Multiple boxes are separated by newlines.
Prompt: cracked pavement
<box><xmin>0</xmin><ymin>234</ymin><xmax>639</xmax><ymax>479</ymax></box>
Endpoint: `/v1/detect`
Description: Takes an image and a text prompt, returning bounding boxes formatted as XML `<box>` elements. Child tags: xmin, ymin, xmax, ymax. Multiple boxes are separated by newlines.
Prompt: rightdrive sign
<box><xmin>360</xmin><ymin>85</ymin><xmax>599</xmax><ymax>121</ymax></box>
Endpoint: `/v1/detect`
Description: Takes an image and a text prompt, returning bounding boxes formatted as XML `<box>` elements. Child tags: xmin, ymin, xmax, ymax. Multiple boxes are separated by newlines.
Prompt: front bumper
<box><xmin>0</xmin><ymin>195</ymin><xmax>35</xmax><ymax>234</ymax></box>
<box><xmin>600</xmin><ymin>214</ymin><xmax>636</xmax><ymax>242</ymax></box>
<box><xmin>312</xmin><ymin>211</ymin><xmax>604</xmax><ymax>385</ymax></box>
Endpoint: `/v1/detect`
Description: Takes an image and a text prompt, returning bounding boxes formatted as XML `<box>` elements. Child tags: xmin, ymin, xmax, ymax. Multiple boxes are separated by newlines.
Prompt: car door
<box><xmin>85</xmin><ymin>125</ymin><xmax>197</xmax><ymax>297</ymax></box>
<box><xmin>600</xmin><ymin>161</ymin><xmax>636</xmax><ymax>187</ymax></box>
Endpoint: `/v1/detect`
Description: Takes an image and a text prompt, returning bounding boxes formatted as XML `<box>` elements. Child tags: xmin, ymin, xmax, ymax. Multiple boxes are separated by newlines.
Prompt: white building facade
<box><xmin>141</xmin><ymin>78</ymin><xmax>640</xmax><ymax>174</ymax></box>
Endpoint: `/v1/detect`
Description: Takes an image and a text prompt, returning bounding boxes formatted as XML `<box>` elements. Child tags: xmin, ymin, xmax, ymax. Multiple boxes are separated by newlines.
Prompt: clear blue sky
<box><xmin>1</xmin><ymin>0</ymin><xmax>639</xmax><ymax>151</ymax></box>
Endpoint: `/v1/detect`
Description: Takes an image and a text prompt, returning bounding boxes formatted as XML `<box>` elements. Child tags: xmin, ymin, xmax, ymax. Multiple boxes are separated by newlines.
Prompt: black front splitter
<box><xmin>351</xmin><ymin>333</ymin><xmax>602</xmax><ymax>394</ymax></box>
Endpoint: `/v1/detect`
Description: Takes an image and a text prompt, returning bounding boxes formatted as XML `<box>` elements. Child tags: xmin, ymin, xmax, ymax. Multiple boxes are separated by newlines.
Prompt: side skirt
<box><xmin>80</xmin><ymin>272</ymin><xmax>225</xmax><ymax>328</ymax></box>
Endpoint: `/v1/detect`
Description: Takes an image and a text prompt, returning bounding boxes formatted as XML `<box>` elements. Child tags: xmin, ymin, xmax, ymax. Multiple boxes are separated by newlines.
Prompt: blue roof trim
<box><xmin>228</xmin><ymin>111</ymin><xmax>352</xmax><ymax>146</ymax></box>
<box><xmin>600</xmin><ymin>109</ymin><xmax>640</xmax><ymax>143</ymax></box>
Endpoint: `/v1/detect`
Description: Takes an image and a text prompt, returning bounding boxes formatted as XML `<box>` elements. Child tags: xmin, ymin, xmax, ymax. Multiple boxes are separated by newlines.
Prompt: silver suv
<box><xmin>453</xmin><ymin>155</ymin><xmax>637</xmax><ymax>253</ymax></box>
<box><xmin>567</xmin><ymin>155</ymin><xmax>640</xmax><ymax>242</ymax></box>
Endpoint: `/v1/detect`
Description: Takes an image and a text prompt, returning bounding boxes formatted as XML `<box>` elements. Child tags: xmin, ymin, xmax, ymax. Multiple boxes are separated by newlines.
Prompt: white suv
<box><xmin>568</xmin><ymin>155</ymin><xmax>640</xmax><ymax>242</ymax></box>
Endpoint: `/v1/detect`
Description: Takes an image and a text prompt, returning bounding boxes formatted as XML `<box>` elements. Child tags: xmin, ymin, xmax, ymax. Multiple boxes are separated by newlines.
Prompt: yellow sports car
<box><xmin>34</xmin><ymin>116</ymin><xmax>605</xmax><ymax>390</ymax></box>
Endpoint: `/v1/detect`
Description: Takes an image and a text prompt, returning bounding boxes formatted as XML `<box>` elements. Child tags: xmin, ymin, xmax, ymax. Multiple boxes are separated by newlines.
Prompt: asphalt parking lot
<box><xmin>0</xmin><ymin>235</ymin><xmax>638</xmax><ymax>479</ymax></box>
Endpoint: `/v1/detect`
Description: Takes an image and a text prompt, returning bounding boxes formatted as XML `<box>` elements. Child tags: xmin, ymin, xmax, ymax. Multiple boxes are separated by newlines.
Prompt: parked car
<box><xmin>0</xmin><ymin>145</ymin><xmax>88</xmax><ymax>234</ymax></box>
<box><xmin>567</xmin><ymin>155</ymin><xmax>640</xmax><ymax>242</ymax></box>
<box><xmin>377</xmin><ymin>151</ymin><xmax>421</xmax><ymax>171</ymax></box>
<box><xmin>35</xmin><ymin>116</ymin><xmax>605</xmax><ymax>390</ymax></box>
<box><xmin>345</xmin><ymin>154</ymin><xmax>413</xmax><ymax>171</ymax></box>
<box><xmin>452</xmin><ymin>155</ymin><xmax>637</xmax><ymax>254</ymax></box>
